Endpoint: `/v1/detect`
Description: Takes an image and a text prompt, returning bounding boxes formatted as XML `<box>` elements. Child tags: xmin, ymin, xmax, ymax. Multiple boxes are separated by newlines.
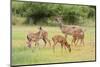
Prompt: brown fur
<box><xmin>52</xmin><ymin>35</ymin><xmax>71</xmax><ymax>53</ymax></box>
<box><xmin>54</xmin><ymin>16</ymin><xmax>84</xmax><ymax>46</ymax></box>
<box><xmin>59</xmin><ymin>23</ymin><xmax>83</xmax><ymax>37</ymax></box>
<box><xmin>54</xmin><ymin>16</ymin><xmax>83</xmax><ymax>36</ymax></box>
<box><xmin>71</xmin><ymin>30</ymin><xmax>84</xmax><ymax>46</ymax></box>
<box><xmin>27</xmin><ymin>27</ymin><xmax>51</xmax><ymax>48</ymax></box>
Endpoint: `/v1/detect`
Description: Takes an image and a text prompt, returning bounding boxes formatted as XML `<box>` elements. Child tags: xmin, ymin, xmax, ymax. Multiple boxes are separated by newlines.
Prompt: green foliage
<box><xmin>12</xmin><ymin>15</ymin><xmax>26</xmax><ymax>25</ymax></box>
<box><xmin>12</xmin><ymin>1</ymin><xmax>96</xmax><ymax>25</ymax></box>
<box><xmin>88</xmin><ymin>7</ymin><xmax>96</xmax><ymax>19</ymax></box>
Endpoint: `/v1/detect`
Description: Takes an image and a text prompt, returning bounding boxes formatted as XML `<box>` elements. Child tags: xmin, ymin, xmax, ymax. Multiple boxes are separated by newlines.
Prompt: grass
<box><xmin>12</xmin><ymin>25</ymin><xmax>96</xmax><ymax>65</ymax></box>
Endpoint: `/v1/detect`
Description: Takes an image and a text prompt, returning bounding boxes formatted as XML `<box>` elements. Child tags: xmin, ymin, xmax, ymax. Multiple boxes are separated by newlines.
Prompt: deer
<box><xmin>71</xmin><ymin>29</ymin><xmax>84</xmax><ymax>46</ymax></box>
<box><xmin>54</xmin><ymin>16</ymin><xmax>84</xmax><ymax>46</ymax></box>
<box><xmin>54</xmin><ymin>16</ymin><xmax>83</xmax><ymax>37</ymax></box>
<box><xmin>26</xmin><ymin>27</ymin><xmax>51</xmax><ymax>48</ymax></box>
<box><xmin>52</xmin><ymin>35</ymin><xmax>71</xmax><ymax>53</ymax></box>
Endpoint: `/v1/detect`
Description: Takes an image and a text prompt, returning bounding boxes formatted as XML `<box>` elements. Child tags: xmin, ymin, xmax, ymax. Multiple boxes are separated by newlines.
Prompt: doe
<box><xmin>27</xmin><ymin>27</ymin><xmax>51</xmax><ymax>48</ymax></box>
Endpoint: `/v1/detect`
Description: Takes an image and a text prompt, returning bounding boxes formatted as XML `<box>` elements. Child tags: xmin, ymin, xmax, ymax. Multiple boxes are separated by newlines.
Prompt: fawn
<box><xmin>52</xmin><ymin>35</ymin><xmax>71</xmax><ymax>53</ymax></box>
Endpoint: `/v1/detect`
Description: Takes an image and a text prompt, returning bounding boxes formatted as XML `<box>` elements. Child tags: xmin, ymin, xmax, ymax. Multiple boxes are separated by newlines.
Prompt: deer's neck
<box><xmin>59</xmin><ymin>23</ymin><xmax>63</xmax><ymax>28</ymax></box>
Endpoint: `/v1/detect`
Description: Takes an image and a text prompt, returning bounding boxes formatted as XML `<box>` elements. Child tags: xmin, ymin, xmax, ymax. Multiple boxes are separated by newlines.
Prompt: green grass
<box><xmin>12</xmin><ymin>25</ymin><xmax>96</xmax><ymax>65</ymax></box>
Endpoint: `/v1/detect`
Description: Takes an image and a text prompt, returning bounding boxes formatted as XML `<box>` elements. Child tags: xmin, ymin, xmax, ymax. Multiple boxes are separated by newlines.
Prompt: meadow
<box><xmin>12</xmin><ymin>25</ymin><xmax>96</xmax><ymax>65</ymax></box>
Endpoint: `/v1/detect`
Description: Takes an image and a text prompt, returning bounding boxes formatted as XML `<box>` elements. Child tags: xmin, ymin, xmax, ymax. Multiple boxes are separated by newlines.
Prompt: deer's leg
<box><xmin>27</xmin><ymin>40</ymin><xmax>32</xmax><ymax>48</ymax></box>
<box><xmin>52</xmin><ymin>41</ymin><xmax>57</xmax><ymax>53</ymax></box>
<box><xmin>35</xmin><ymin>42</ymin><xmax>37</xmax><ymax>47</ymax></box>
<box><xmin>82</xmin><ymin>39</ymin><xmax>84</xmax><ymax>46</ymax></box>
<box><xmin>80</xmin><ymin>38</ymin><xmax>84</xmax><ymax>46</ymax></box>
<box><xmin>73</xmin><ymin>37</ymin><xmax>79</xmax><ymax>46</ymax></box>
<box><xmin>73</xmin><ymin>38</ymin><xmax>77</xmax><ymax>46</ymax></box>
<box><xmin>53</xmin><ymin>44</ymin><xmax>55</xmax><ymax>53</ymax></box>
<box><xmin>61</xmin><ymin>44</ymin><xmax>63</xmax><ymax>54</ymax></box>
<box><xmin>72</xmin><ymin>37</ymin><xmax>77</xmax><ymax>46</ymax></box>
<box><xmin>42</xmin><ymin>38</ymin><xmax>47</xmax><ymax>47</ymax></box>
<box><xmin>27</xmin><ymin>35</ymin><xmax>32</xmax><ymax>48</ymax></box>
<box><xmin>46</xmin><ymin>37</ymin><xmax>51</xmax><ymax>47</ymax></box>
<box><xmin>71</xmin><ymin>38</ymin><xmax>74</xmax><ymax>46</ymax></box>
<box><xmin>37</xmin><ymin>41</ymin><xmax>40</xmax><ymax>48</ymax></box>
<box><xmin>34</xmin><ymin>40</ymin><xmax>40</xmax><ymax>48</ymax></box>
<box><xmin>64</xmin><ymin>43</ymin><xmax>71</xmax><ymax>53</ymax></box>
<box><xmin>63</xmin><ymin>44</ymin><xmax>67</xmax><ymax>53</ymax></box>
<box><xmin>75</xmin><ymin>39</ymin><xmax>79</xmax><ymax>46</ymax></box>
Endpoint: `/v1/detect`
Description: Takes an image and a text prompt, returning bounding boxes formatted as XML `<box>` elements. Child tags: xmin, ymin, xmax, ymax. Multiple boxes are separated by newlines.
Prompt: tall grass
<box><xmin>12</xmin><ymin>26</ymin><xmax>95</xmax><ymax>65</ymax></box>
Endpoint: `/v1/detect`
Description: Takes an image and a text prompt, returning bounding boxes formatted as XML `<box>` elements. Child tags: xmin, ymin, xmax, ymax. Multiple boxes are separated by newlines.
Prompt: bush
<box><xmin>12</xmin><ymin>1</ymin><xmax>96</xmax><ymax>26</ymax></box>
<box><xmin>12</xmin><ymin>16</ymin><xmax>26</xmax><ymax>25</ymax></box>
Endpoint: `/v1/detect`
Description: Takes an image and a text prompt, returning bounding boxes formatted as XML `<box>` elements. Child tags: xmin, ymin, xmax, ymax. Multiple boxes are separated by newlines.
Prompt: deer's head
<box><xmin>55</xmin><ymin>16</ymin><xmax>63</xmax><ymax>24</ymax></box>
<box><xmin>54</xmin><ymin>16</ymin><xmax>65</xmax><ymax>27</ymax></box>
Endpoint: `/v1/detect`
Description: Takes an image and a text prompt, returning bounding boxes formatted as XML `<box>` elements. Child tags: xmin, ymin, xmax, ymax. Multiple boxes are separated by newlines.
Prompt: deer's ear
<box><xmin>55</xmin><ymin>18</ymin><xmax>59</xmax><ymax>22</ymax></box>
<box><xmin>40</xmin><ymin>26</ymin><xmax>41</xmax><ymax>28</ymax></box>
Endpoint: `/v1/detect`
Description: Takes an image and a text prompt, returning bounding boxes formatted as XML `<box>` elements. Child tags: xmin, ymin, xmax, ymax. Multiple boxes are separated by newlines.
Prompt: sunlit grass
<box><xmin>12</xmin><ymin>25</ymin><xmax>96</xmax><ymax>65</ymax></box>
